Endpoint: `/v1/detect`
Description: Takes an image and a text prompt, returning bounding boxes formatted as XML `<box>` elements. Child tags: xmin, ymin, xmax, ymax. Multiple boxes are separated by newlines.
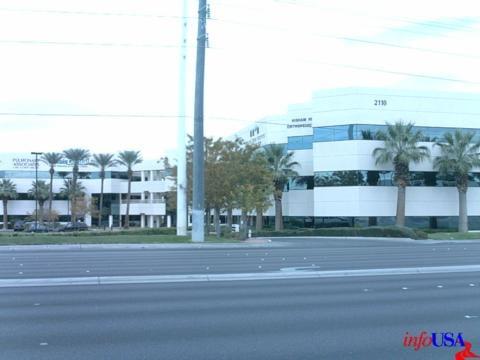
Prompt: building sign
<box><xmin>12</xmin><ymin>158</ymin><xmax>37</xmax><ymax>169</ymax></box>
<box><xmin>249</xmin><ymin>126</ymin><xmax>260</xmax><ymax>137</ymax></box>
<box><xmin>1</xmin><ymin>154</ymin><xmax>91</xmax><ymax>171</ymax></box>
<box><xmin>287</xmin><ymin>117</ymin><xmax>312</xmax><ymax>129</ymax></box>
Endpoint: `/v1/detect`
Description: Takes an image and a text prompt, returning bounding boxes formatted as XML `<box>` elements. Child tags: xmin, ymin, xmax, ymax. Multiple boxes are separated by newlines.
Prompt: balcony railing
<box><xmin>120</xmin><ymin>199</ymin><xmax>165</xmax><ymax>204</ymax></box>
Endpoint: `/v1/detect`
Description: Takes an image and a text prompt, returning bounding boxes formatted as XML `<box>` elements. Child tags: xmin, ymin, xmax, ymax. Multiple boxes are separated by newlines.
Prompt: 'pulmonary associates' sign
<box><xmin>0</xmin><ymin>154</ymin><xmax>92</xmax><ymax>171</ymax></box>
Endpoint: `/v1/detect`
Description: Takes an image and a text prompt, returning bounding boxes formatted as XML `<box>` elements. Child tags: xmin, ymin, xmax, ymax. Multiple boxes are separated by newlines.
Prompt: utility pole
<box><xmin>192</xmin><ymin>0</ymin><xmax>208</xmax><ymax>242</ymax></box>
<box><xmin>176</xmin><ymin>0</ymin><xmax>188</xmax><ymax>237</ymax></box>
<box><xmin>31</xmin><ymin>152</ymin><xmax>43</xmax><ymax>231</ymax></box>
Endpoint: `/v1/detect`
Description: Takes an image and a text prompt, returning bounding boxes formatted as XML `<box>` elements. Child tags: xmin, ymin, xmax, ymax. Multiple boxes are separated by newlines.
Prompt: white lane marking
<box><xmin>402</xmin><ymin>287</ymin><xmax>409</xmax><ymax>290</ymax></box>
<box><xmin>282</xmin><ymin>258</ymin><xmax>286</xmax><ymax>261</ymax></box>
<box><xmin>85</xmin><ymin>270</ymin><xmax>90</xmax><ymax>273</ymax></box>
<box><xmin>19</xmin><ymin>264</ymin><xmax>23</xmax><ymax>267</ymax></box>
<box><xmin>261</xmin><ymin>258</ymin><xmax>265</xmax><ymax>261</ymax></box>
<box><xmin>34</xmin><ymin>303</ymin><xmax>40</xmax><ymax>306</ymax></box>
<box><xmin>18</xmin><ymin>272</ymin><xmax>23</xmax><ymax>275</ymax></box>
<box><xmin>465</xmin><ymin>315</ymin><xmax>479</xmax><ymax>319</ymax></box>
<box><xmin>40</xmin><ymin>343</ymin><xmax>48</xmax><ymax>346</ymax></box>
<box><xmin>280</xmin><ymin>266</ymin><xmax>321</xmax><ymax>272</ymax></box>
<box><xmin>363</xmin><ymin>289</ymin><xmax>369</xmax><ymax>292</ymax></box>
<box><xmin>258</xmin><ymin>266</ymin><xmax>262</xmax><ymax>269</ymax></box>
<box><xmin>437</xmin><ymin>285</ymin><xmax>444</xmax><ymax>288</ymax></box>
<box><xmin>469</xmin><ymin>284</ymin><xmax>476</xmax><ymax>287</ymax></box>
<box><xmin>3</xmin><ymin>264</ymin><xmax>480</xmax><ymax>288</ymax></box>
<box><xmin>206</xmin><ymin>267</ymin><xmax>210</xmax><ymax>270</ymax></box>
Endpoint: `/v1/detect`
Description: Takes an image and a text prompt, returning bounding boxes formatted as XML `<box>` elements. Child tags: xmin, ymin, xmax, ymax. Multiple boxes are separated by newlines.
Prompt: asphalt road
<box><xmin>1</xmin><ymin>238</ymin><xmax>480</xmax><ymax>359</ymax></box>
<box><xmin>1</xmin><ymin>238</ymin><xmax>480</xmax><ymax>279</ymax></box>
<box><xmin>1</xmin><ymin>273</ymin><xmax>480</xmax><ymax>360</ymax></box>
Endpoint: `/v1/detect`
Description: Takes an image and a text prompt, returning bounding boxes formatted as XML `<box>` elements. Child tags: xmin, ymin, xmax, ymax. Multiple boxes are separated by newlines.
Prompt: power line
<box><xmin>261</xmin><ymin>0</ymin><xmax>480</xmax><ymax>35</ymax></box>
<box><xmin>0</xmin><ymin>7</ymin><xmax>192</xmax><ymax>20</ymax></box>
<box><xmin>0</xmin><ymin>39</ymin><xmax>187</xmax><ymax>48</ymax></box>
<box><xmin>210</xmin><ymin>17</ymin><xmax>480</xmax><ymax>60</ymax></box>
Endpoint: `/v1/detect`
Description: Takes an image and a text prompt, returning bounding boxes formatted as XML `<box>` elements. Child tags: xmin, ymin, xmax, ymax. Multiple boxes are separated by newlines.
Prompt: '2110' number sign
<box><xmin>374</xmin><ymin>99</ymin><xmax>387</xmax><ymax>106</ymax></box>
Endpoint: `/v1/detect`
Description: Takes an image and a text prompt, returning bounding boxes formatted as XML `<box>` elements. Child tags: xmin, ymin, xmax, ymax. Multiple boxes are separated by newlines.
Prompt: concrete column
<box><xmin>85</xmin><ymin>214</ymin><xmax>92</xmax><ymax>227</ymax></box>
<box><xmin>167</xmin><ymin>215</ymin><xmax>171</xmax><ymax>228</ymax></box>
<box><xmin>148</xmin><ymin>215</ymin><xmax>154</xmax><ymax>228</ymax></box>
<box><xmin>141</xmin><ymin>171</ymin><xmax>145</xmax><ymax>182</ymax></box>
<box><xmin>108</xmin><ymin>215</ymin><xmax>113</xmax><ymax>228</ymax></box>
<box><xmin>150</xmin><ymin>170</ymin><xmax>154</xmax><ymax>181</ymax></box>
<box><xmin>140</xmin><ymin>214</ymin><xmax>145</xmax><ymax>228</ymax></box>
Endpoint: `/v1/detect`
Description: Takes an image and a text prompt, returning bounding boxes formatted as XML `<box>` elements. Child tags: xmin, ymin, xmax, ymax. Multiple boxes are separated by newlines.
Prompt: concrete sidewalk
<box><xmin>0</xmin><ymin>239</ymin><xmax>280</xmax><ymax>252</ymax></box>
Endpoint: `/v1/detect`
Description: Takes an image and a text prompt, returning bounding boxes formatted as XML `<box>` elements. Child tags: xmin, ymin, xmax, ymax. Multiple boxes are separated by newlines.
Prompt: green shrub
<box><xmin>253</xmin><ymin>226</ymin><xmax>428</xmax><ymax>240</ymax></box>
<box><xmin>39</xmin><ymin>227</ymin><xmax>177</xmax><ymax>237</ymax></box>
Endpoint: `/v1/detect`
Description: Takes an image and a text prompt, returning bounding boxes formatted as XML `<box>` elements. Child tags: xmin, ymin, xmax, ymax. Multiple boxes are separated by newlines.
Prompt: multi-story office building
<box><xmin>0</xmin><ymin>154</ymin><xmax>172</xmax><ymax>228</ymax></box>
<box><xmin>232</xmin><ymin>87</ymin><xmax>480</xmax><ymax>229</ymax></box>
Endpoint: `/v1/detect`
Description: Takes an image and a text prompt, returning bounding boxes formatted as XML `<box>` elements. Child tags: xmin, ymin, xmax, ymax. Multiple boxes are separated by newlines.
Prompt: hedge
<box><xmin>5</xmin><ymin>227</ymin><xmax>177</xmax><ymax>237</ymax></box>
<box><xmin>253</xmin><ymin>226</ymin><xmax>429</xmax><ymax>240</ymax></box>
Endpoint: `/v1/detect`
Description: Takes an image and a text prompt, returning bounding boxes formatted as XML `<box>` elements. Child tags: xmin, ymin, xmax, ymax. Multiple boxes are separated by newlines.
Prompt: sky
<box><xmin>1</xmin><ymin>0</ymin><xmax>480</xmax><ymax>160</ymax></box>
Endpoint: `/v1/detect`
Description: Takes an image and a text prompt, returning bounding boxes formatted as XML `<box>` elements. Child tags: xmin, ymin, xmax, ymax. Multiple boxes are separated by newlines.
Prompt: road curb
<box><xmin>2</xmin><ymin>264</ymin><xmax>480</xmax><ymax>288</ymax></box>
<box><xmin>0</xmin><ymin>241</ymin><xmax>281</xmax><ymax>252</ymax></box>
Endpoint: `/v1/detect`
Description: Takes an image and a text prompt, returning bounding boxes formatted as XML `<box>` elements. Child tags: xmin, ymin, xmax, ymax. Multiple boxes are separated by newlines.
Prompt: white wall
<box><xmin>314</xmin><ymin>187</ymin><xmax>480</xmax><ymax>217</ymax></box>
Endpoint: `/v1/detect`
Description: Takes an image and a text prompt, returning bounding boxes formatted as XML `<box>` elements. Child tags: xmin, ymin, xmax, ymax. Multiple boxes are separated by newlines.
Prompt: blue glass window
<box><xmin>287</xmin><ymin>135</ymin><xmax>313</xmax><ymax>150</ymax></box>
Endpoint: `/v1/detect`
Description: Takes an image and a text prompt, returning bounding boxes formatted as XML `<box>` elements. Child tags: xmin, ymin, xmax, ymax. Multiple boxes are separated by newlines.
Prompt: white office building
<box><xmin>232</xmin><ymin>87</ymin><xmax>480</xmax><ymax>229</ymax></box>
<box><xmin>0</xmin><ymin>154</ymin><xmax>173</xmax><ymax>228</ymax></box>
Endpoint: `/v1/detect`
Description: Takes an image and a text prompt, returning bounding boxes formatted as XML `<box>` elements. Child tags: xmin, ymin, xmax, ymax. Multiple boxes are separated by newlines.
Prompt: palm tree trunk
<box><xmin>256</xmin><ymin>206</ymin><xmax>263</xmax><ymax>231</ymax></box>
<box><xmin>227</xmin><ymin>207</ymin><xmax>233</xmax><ymax>232</ymax></box>
<box><xmin>2</xmin><ymin>199</ymin><xmax>8</xmax><ymax>231</ymax></box>
<box><xmin>205</xmin><ymin>206</ymin><xmax>211</xmax><ymax>233</ymax></box>
<box><xmin>214</xmin><ymin>206</ymin><xmax>221</xmax><ymax>238</ymax></box>
<box><xmin>99</xmin><ymin>176</ymin><xmax>104</xmax><ymax>227</ymax></box>
<box><xmin>458</xmin><ymin>189</ymin><xmax>468</xmax><ymax>233</ymax></box>
<box><xmin>274</xmin><ymin>193</ymin><xmax>283</xmax><ymax>231</ymax></box>
<box><xmin>72</xmin><ymin>170</ymin><xmax>77</xmax><ymax>224</ymax></box>
<box><xmin>48</xmin><ymin>169</ymin><xmax>54</xmax><ymax>225</ymax></box>
<box><xmin>240</xmin><ymin>209</ymin><xmax>248</xmax><ymax>239</ymax></box>
<box><xmin>395</xmin><ymin>185</ymin><xmax>406</xmax><ymax>227</ymax></box>
<box><xmin>39</xmin><ymin>202</ymin><xmax>44</xmax><ymax>225</ymax></box>
<box><xmin>125</xmin><ymin>175</ymin><xmax>131</xmax><ymax>229</ymax></box>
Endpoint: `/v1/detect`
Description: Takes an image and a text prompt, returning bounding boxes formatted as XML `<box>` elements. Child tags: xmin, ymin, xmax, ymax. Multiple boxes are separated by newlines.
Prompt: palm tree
<box><xmin>117</xmin><ymin>151</ymin><xmax>143</xmax><ymax>228</ymax></box>
<box><xmin>0</xmin><ymin>179</ymin><xmax>18</xmax><ymax>231</ymax></box>
<box><xmin>63</xmin><ymin>149</ymin><xmax>90</xmax><ymax>223</ymax></box>
<box><xmin>263</xmin><ymin>144</ymin><xmax>299</xmax><ymax>231</ymax></box>
<box><xmin>373</xmin><ymin>121</ymin><xmax>430</xmax><ymax>226</ymax></box>
<box><xmin>91</xmin><ymin>153</ymin><xmax>116</xmax><ymax>227</ymax></box>
<box><xmin>40</xmin><ymin>152</ymin><xmax>63</xmax><ymax>223</ymax></box>
<box><xmin>434</xmin><ymin>131</ymin><xmax>480</xmax><ymax>233</ymax></box>
<box><xmin>60</xmin><ymin>179</ymin><xmax>86</xmax><ymax>220</ymax></box>
<box><xmin>28</xmin><ymin>180</ymin><xmax>50</xmax><ymax>224</ymax></box>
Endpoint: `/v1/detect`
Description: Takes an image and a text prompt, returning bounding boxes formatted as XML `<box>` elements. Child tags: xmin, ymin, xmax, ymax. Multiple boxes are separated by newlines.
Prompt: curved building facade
<box><xmin>232</xmin><ymin>87</ymin><xmax>480</xmax><ymax>229</ymax></box>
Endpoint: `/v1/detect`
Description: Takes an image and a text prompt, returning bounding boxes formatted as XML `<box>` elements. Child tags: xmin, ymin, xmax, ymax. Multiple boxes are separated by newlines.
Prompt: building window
<box><xmin>286</xmin><ymin>176</ymin><xmax>314</xmax><ymax>191</ymax></box>
<box><xmin>314</xmin><ymin>170</ymin><xmax>480</xmax><ymax>187</ymax></box>
<box><xmin>313</xmin><ymin>124</ymin><xmax>480</xmax><ymax>143</ymax></box>
<box><xmin>287</xmin><ymin>135</ymin><xmax>313</xmax><ymax>150</ymax></box>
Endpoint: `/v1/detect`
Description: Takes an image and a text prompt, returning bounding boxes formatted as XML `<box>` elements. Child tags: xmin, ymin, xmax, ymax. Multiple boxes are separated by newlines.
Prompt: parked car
<box><xmin>13</xmin><ymin>220</ymin><xmax>26</xmax><ymax>232</ymax></box>
<box><xmin>24</xmin><ymin>223</ymin><xmax>50</xmax><ymax>233</ymax></box>
<box><xmin>58</xmin><ymin>222</ymin><xmax>89</xmax><ymax>232</ymax></box>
